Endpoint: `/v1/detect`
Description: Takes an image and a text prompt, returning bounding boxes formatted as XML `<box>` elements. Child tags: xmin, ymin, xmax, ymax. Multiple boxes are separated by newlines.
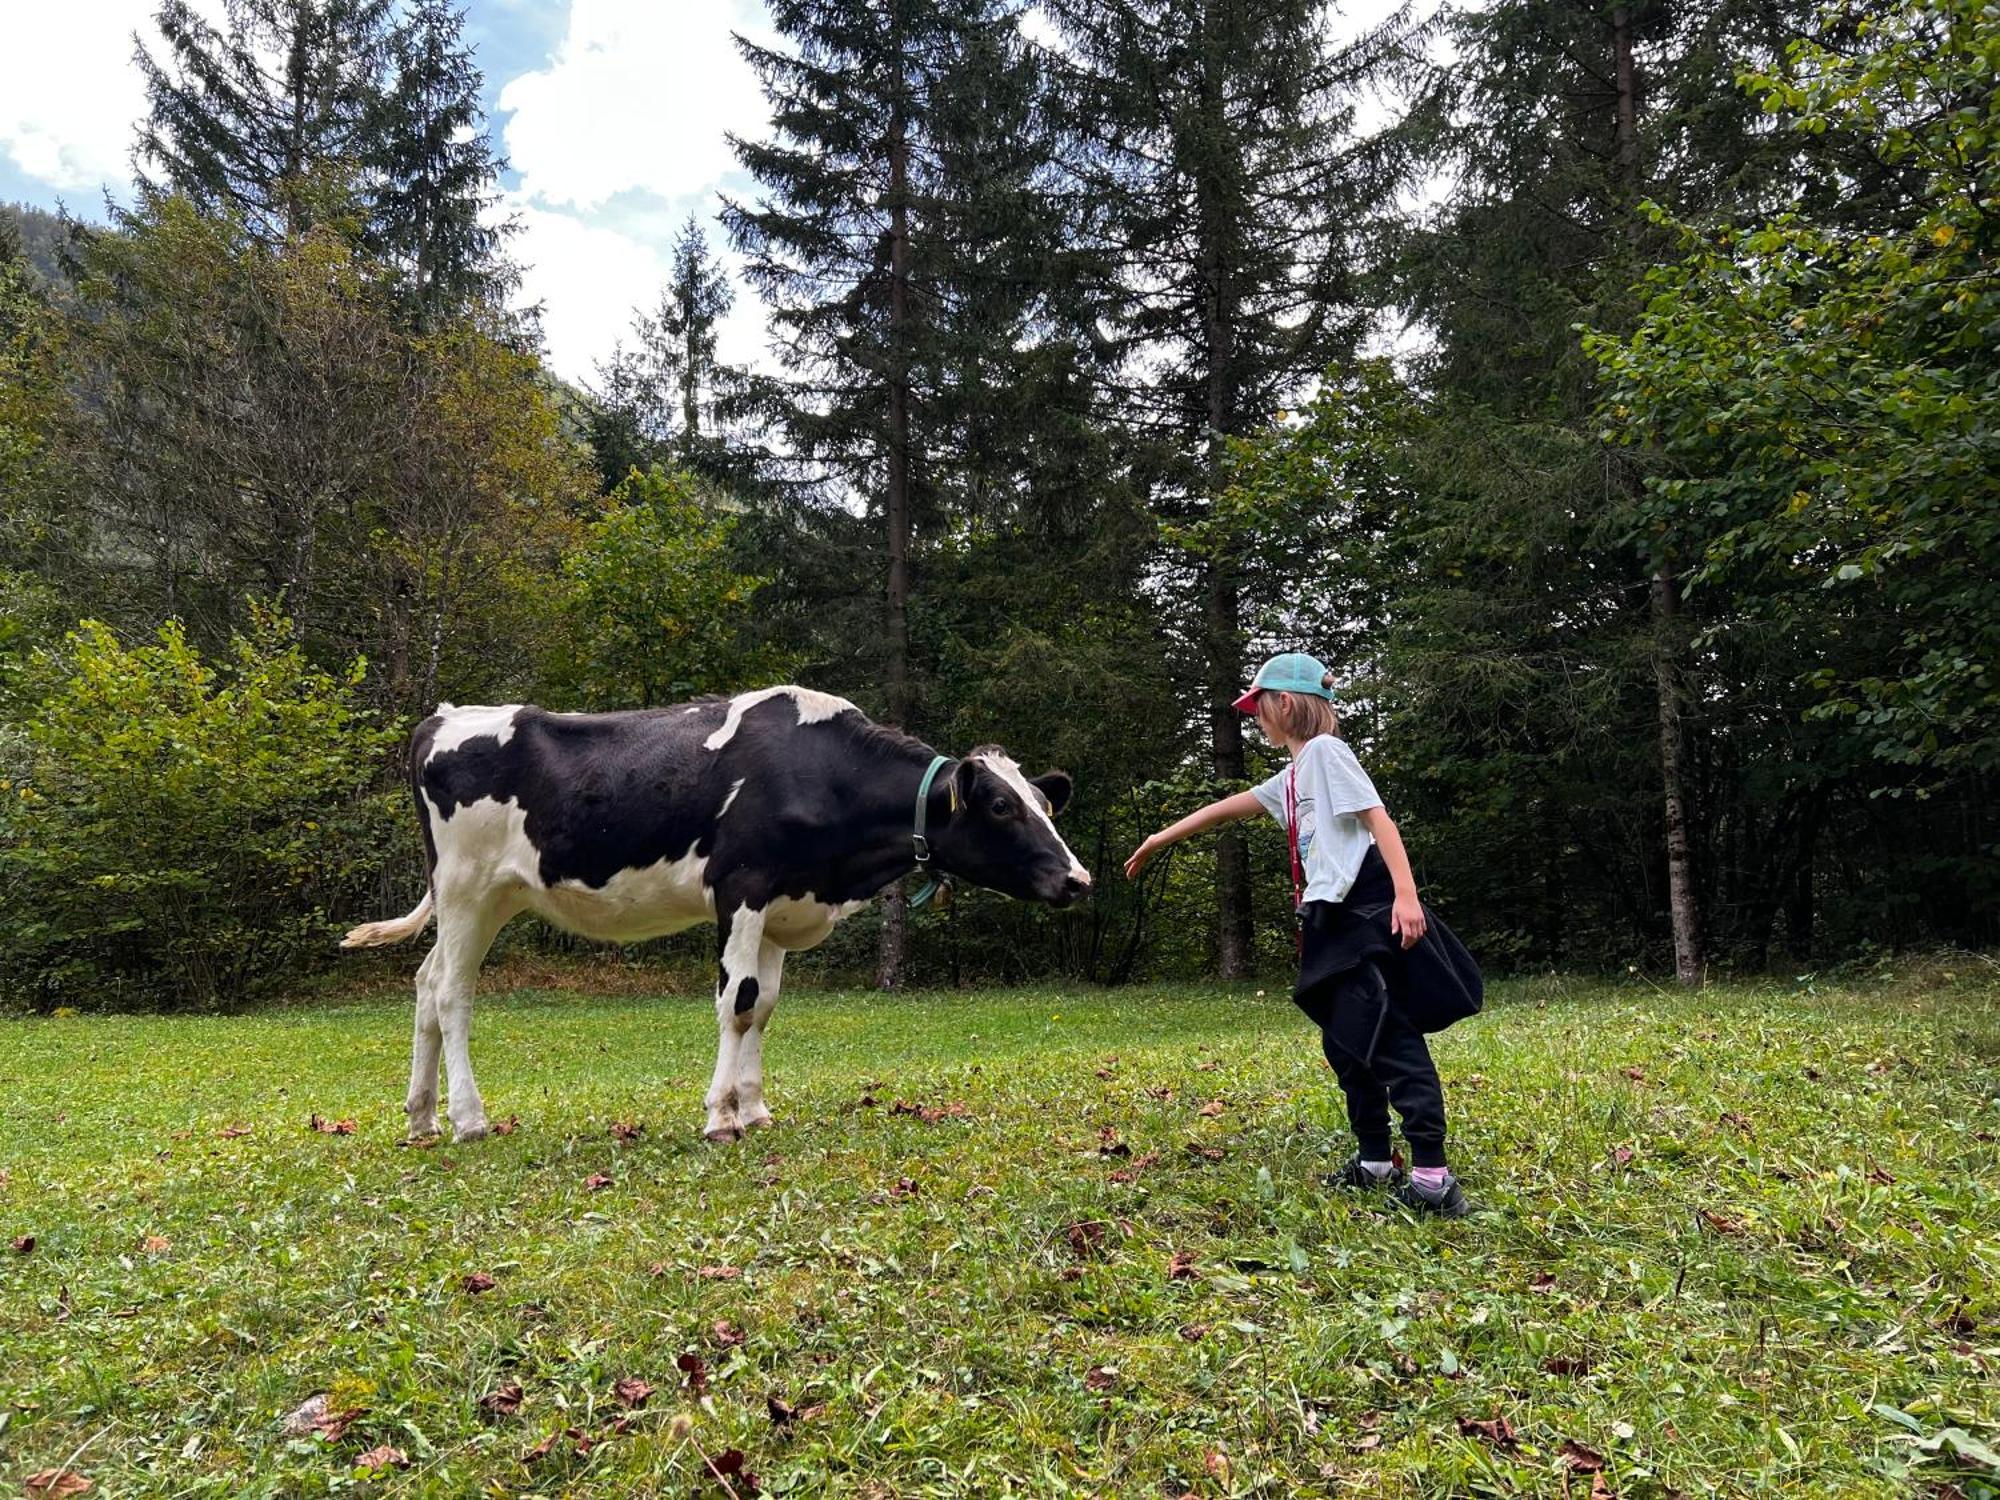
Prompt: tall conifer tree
<box><xmin>1387</xmin><ymin>0</ymin><xmax>1841</xmax><ymax>981</ymax></box>
<box><xmin>726</xmin><ymin>0</ymin><xmax>1114</xmax><ymax>986</ymax></box>
<box><xmin>135</xmin><ymin>0</ymin><xmax>397</xmax><ymax>241</ymax></box>
<box><xmin>369</xmin><ymin>0</ymin><xmax>508</xmax><ymax>322</ymax></box>
<box><xmin>591</xmin><ymin>216</ymin><xmax>747</xmax><ymax>490</ymax></box>
<box><xmin>137</xmin><ymin>0</ymin><xmax>506</xmax><ymax>323</ymax></box>
<box><xmin>1041</xmin><ymin>0</ymin><xmax>1410</xmax><ymax>977</ymax></box>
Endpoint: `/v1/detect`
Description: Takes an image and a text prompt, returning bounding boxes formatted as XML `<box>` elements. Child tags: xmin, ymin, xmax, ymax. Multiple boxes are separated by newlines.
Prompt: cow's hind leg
<box><xmin>427</xmin><ymin>893</ymin><xmax>512</xmax><ymax>1142</ymax></box>
<box><xmin>734</xmin><ymin>939</ymin><xmax>787</xmax><ymax>1131</ymax></box>
<box><xmin>405</xmin><ymin>944</ymin><xmax>445</xmax><ymax>1139</ymax></box>
<box><xmin>704</xmin><ymin>902</ymin><xmax>767</xmax><ymax>1142</ymax></box>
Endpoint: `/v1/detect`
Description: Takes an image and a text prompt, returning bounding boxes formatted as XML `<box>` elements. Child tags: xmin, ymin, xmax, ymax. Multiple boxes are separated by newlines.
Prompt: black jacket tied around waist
<box><xmin>1293</xmin><ymin>846</ymin><xmax>1484</xmax><ymax>1062</ymax></box>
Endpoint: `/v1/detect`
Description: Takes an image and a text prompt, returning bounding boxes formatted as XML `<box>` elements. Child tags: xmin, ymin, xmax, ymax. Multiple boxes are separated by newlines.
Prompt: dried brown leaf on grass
<box><xmin>1559</xmin><ymin>1439</ymin><xmax>1607</xmax><ymax>1472</ymax></box>
<box><xmin>677</xmin><ymin>1351</ymin><xmax>709</xmax><ymax>1393</ymax></box>
<box><xmin>24</xmin><ymin>1471</ymin><xmax>92</xmax><ymax>1498</ymax></box>
<box><xmin>767</xmin><ymin>1393</ymin><xmax>828</xmax><ymax>1431</ymax></box>
<box><xmin>1064</xmin><ymin>1220</ymin><xmax>1109</xmax><ymax>1259</ymax></box>
<box><xmin>478</xmin><ymin>1382</ymin><xmax>524</xmax><ymax>1418</ymax></box>
<box><xmin>1457</xmin><ymin>1413</ymin><xmax>1518</xmax><ymax>1449</ymax></box>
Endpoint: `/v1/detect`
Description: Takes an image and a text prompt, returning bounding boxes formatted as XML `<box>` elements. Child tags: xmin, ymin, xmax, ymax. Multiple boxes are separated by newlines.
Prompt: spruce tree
<box><xmin>135</xmin><ymin>0</ymin><xmax>397</xmax><ymax>241</ymax></box>
<box><xmin>590</xmin><ymin>215</ymin><xmax>747</xmax><ymax>490</ymax></box>
<box><xmin>1040</xmin><ymin>0</ymin><xmax>1411</xmax><ymax>978</ymax></box>
<box><xmin>369</xmin><ymin>0</ymin><xmax>509</xmax><ymax>323</ymax></box>
<box><xmin>726</xmin><ymin>0</ymin><xmax>1115</xmax><ymax>986</ymax></box>
<box><xmin>136</xmin><ymin>0</ymin><xmax>505</xmax><ymax>321</ymax></box>
<box><xmin>1386</xmin><ymin>0</ymin><xmax>1841</xmax><ymax>981</ymax></box>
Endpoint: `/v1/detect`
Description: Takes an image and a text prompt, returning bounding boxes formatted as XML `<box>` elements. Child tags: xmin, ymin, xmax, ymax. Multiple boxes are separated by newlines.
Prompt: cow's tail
<box><xmin>342</xmin><ymin>715</ymin><xmax>446</xmax><ymax>951</ymax></box>
<box><xmin>341</xmin><ymin>889</ymin><xmax>435</xmax><ymax>949</ymax></box>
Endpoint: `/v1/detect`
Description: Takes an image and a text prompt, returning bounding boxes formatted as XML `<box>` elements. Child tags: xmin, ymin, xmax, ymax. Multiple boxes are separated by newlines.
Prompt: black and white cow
<box><xmin>342</xmin><ymin>685</ymin><xmax>1090</xmax><ymax>1142</ymax></box>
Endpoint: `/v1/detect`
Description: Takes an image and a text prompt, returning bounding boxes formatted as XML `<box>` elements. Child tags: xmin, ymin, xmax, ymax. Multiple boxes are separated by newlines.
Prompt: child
<box><xmin>1124</xmin><ymin>652</ymin><xmax>1483</xmax><ymax>1216</ymax></box>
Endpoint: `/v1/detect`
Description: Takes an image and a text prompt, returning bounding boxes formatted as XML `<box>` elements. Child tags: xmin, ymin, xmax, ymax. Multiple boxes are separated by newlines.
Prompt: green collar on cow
<box><xmin>910</xmin><ymin>754</ymin><xmax>956</xmax><ymax>909</ymax></box>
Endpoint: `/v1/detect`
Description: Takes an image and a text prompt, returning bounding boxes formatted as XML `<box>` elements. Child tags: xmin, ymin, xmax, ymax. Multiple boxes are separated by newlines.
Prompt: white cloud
<box><xmin>498</xmin><ymin>192</ymin><xmax>775</xmax><ymax>384</ymax></box>
<box><xmin>492</xmin><ymin>0</ymin><xmax>782</xmax><ymax>383</ymax></box>
<box><xmin>497</xmin><ymin>0</ymin><xmax>772</xmax><ymax>214</ymax></box>
<box><xmin>0</xmin><ymin>1</ymin><xmax>157</xmax><ymax>191</ymax></box>
<box><xmin>501</xmin><ymin>194</ymin><xmax>669</xmax><ymax>383</ymax></box>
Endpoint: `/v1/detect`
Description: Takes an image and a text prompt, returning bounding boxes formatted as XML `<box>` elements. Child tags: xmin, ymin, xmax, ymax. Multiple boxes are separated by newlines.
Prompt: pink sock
<box><xmin>1410</xmin><ymin>1166</ymin><xmax>1450</xmax><ymax>1192</ymax></box>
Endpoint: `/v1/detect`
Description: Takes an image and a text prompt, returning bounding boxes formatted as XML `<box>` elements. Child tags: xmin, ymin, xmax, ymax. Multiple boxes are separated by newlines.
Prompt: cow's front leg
<box><xmin>734</xmin><ymin>938</ymin><xmax>787</xmax><ymax>1131</ymax></box>
<box><xmin>705</xmin><ymin>902</ymin><xmax>767</xmax><ymax>1142</ymax></box>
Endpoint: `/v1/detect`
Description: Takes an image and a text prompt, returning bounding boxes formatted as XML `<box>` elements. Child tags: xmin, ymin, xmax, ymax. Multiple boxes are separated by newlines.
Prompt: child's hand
<box><xmin>1391</xmin><ymin>893</ymin><xmax>1427</xmax><ymax>949</ymax></box>
<box><xmin>1123</xmin><ymin>833</ymin><xmax>1165</xmax><ymax>880</ymax></box>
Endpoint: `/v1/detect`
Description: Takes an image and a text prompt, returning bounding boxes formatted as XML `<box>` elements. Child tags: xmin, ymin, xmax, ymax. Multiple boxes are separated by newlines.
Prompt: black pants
<box><xmin>1295</xmin><ymin>963</ymin><xmax>1448</xmax><ymax>1169</ymax></box>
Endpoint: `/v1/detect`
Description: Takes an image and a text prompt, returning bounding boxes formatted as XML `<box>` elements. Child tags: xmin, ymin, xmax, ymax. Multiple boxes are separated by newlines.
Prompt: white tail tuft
<box><xmin>340</xmin><ymin>890</ymin><xmax>435</xmax><ymax>949</ymax></box>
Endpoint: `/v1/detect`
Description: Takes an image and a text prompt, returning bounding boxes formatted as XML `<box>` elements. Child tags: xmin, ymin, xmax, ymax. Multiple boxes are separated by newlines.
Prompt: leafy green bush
<box><xmin>0</xmin><ymin>611</ymin><xmax>403</xmax><ymax>1011</ymax></box>
<box><xmin>553</xmin><ymin>466</ymin><xmax>792</xmax><ymax>709</ymax></box>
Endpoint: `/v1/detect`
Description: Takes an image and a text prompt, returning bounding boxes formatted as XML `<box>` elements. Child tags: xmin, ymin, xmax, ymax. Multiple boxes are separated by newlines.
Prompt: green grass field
<box><xmin>2</xmin><ymin>971</ymin><xmax>1997</xmax><ymax>1497</ymax></box>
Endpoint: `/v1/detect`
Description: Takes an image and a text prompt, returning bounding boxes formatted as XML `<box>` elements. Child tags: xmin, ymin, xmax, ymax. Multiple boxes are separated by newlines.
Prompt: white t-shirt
<box><xmin>1251</xmin><ymin>733</ymin><xmax>1384</xmax><ymax>905</ymax></box>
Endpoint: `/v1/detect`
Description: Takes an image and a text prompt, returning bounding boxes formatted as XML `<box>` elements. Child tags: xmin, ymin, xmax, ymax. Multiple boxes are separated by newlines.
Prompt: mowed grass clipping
<box><xmin>1</xmin><ymin>973</ymin><xmax>1997</xmax><ymax>1497</ymax></box>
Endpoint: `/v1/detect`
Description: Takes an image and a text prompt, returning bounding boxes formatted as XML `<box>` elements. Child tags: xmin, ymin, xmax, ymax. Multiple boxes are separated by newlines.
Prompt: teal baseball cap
<box><xmin>1233</xmin><ymin>652</ymin><xmax>1333</xmax><ymax>713</ymax></box>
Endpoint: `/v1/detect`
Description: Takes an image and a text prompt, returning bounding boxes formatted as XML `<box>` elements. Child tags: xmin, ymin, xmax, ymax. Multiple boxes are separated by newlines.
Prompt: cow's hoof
<box><xmin>407</xmin><ymin>1117</ymin><xmax>440</xmax><ymax>1141</ymax></box>
<box><xmin>452</xmin><ymin>1119</ymin><xmax>491</xmax><ymax>1142</ymax></box>
<box><xmin>704</xmin><ymin>1125</ymin><xmax>744</xmax><ymax>1144</ymax></box>
<box><xmin>740</xmin><ymin>1109</ymin><xmax>774</xmax><ymax>1131</ymax></box>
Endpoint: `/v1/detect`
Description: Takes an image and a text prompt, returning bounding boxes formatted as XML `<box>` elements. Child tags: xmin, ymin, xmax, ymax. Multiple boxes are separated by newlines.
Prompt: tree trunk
<box><xmin>1206</xmin><ymin>561</ymin><xmax>1253</xmax><ymax>977</ymax></box>
<box><xmin>878</xmin><ymin>884</ymin><xmax>908</xmax><ymax>992</ymax></box>
<box><xmin>1196</xmin><ymin>7</ymin><xmax>1252</xmax><ymax>978</ymax></box>
<box><xmin>1652</xmin><ymin>569</ymin><xmax>1704</xmax><ymax>985</ymax></box>
<box><xmin>680</xmin><ymin>263</ymin><xmax>702</xmax><ymax>452</ymax></box>
<box><xmin>1610</xmin><ymin>6</ymin><xmax>1640</xmax><ymax>188</ymax></box>
<box><xmin>282</xmin><ymin>19</ymin><xmax>310</xmax><ymax>238</ymax></box>
<box><xmin>877</xmin><ymin>46</ymin><xmax>914</xmax><ymax>992</ymax></box>
<box><xmin>1613</xmin><ymin>2</ymin><xmax>1703</xmax><ymax>984</ymax></box>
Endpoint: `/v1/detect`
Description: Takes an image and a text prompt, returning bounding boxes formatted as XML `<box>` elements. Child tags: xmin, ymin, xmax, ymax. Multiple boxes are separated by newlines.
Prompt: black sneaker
<box><xmin>1392</xmin><ymin>1176</ymin><xmax>1473</xmax><ymax>1218</ymax></box>
<box><xmin>1323</xmin><ymin>1151</ymin><xmax>1404</xmax><ymax>1190</ymax></box>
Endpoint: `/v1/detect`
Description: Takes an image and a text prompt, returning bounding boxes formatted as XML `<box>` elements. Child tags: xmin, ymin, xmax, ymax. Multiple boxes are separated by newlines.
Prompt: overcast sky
<box><xmin>1</xmin><ymin>0</ymin><xmax>1421</xmax><ymax>385</ymax></box>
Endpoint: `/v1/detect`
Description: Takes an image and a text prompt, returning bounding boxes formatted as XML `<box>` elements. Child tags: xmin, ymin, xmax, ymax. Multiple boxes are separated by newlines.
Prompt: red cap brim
<box><xmin>1232</xmin><ymin>687</ymin><xmax>1262</xmax><ymax>714</ymax></box>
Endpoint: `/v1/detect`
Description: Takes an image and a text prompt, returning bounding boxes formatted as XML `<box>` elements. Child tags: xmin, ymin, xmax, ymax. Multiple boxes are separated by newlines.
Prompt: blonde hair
<box><xmin>1257</xmin><ymin>676</ymin><xmax>1340</xmax><ymax>743</ymax></box>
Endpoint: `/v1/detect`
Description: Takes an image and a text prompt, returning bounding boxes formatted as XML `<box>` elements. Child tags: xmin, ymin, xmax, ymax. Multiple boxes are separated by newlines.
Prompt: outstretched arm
<box><xmin>1357</xmin><ymin>806</ymin><xmax>1427</xmax><ymax>948</ymax></box>
<box><xmin>1124</xmin><ymin>791</ymin><xmax>1265</xmax><ymax>879</ymax></box>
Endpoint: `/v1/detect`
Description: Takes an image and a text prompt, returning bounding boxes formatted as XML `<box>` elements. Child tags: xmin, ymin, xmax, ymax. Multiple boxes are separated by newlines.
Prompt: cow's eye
<box><xmin>991</xmin><ymin>797</ymin><xmax>1015</xmax><ymax>819</ymax></box>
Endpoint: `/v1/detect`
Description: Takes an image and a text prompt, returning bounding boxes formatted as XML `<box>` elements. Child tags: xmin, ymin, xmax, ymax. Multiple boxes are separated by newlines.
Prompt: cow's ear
<box><xmin>1031</xmin><ymin>771</ymin><xmax>1074</xmax><ymax>817</ymax></box>
<box><xmin>949</xmin><ymin>757</ymin><xmax>983</xmax><ymax>813</ymax></box>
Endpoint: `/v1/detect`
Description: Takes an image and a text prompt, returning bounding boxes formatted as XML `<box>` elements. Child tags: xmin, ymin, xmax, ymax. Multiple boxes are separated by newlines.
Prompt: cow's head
<box><xmin>934</xmin><ymin>748</ymin><xmax>1092</xmax><ymax>907</ymax></box>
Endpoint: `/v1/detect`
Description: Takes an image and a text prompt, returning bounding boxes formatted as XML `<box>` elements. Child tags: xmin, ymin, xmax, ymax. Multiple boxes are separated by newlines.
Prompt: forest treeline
<box><xmin>0</xmin><ymin>0</ymin><xmax>1992</xmax><ymax>1009</ymax></box>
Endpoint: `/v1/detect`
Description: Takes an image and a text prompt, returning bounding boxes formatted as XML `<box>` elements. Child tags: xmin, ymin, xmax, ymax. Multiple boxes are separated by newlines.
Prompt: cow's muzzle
<box><xmin>1046</xmin><ymin>871</ymin><xmax>1093</xmax><ymax>908</ymax></box>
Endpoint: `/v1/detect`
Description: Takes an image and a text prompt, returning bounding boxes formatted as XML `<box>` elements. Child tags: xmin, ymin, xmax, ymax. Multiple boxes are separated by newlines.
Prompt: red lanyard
<box><xmin>1285</xmin><ymin>761</ymin><xmax>1305</xmax><ymax>933</ymax></box>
